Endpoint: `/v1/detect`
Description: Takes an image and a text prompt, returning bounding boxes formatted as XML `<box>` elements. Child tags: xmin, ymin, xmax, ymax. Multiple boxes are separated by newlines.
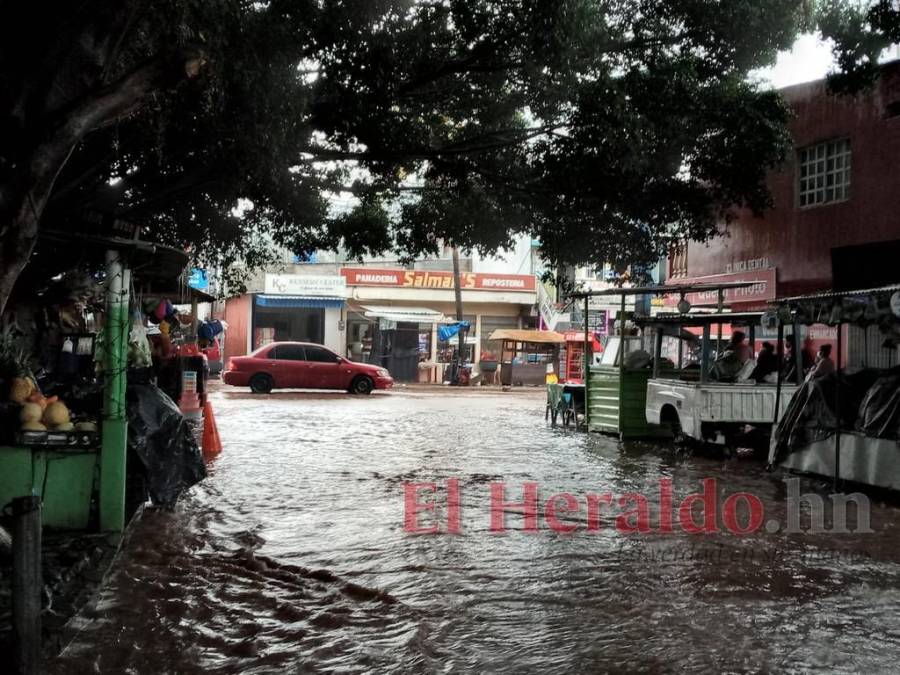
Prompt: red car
<box><xmin>223</xmin><ymin>341</ymin><xmax>393</xmax><ymax>394</ymax></box>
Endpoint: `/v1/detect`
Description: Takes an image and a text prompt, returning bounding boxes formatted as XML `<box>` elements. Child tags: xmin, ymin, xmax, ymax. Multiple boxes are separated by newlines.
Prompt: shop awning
<box><xmin>256</xmin><ymin>294</ymin><xmax>344</xmax><ymax>309</ymax></box>
<box><xmin>360</xmin><ymin>305</ymin><xmax>446</xmax><ymax>323</ymax></box>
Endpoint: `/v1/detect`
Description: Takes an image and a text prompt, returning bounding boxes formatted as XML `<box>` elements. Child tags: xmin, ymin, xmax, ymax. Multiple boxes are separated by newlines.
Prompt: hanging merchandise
<box><xmin>128</xmin><ymin>322</ymin><xmax>152</xmax><ymax>368</ymax></box>
<box><xmin>154</xmin><ymin>299</ymin><xmax>174</xmax><ymax>322</ymax></box>
<box><xmin>197</xmin><ymin>319</ymin><xmax>225</xmax><ymax>341</ymax></box>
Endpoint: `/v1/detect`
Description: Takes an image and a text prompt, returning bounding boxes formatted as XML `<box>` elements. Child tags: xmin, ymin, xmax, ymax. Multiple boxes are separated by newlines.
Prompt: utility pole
<box><xmin>451</xmin><ymin>247</ymin><xmax>466</xmax><ymax>383</ymax></box>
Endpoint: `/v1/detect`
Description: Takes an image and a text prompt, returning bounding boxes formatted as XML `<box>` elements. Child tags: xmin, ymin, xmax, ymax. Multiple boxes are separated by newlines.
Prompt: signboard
<box><xmin>340</xmin><ymin>267</ymin><xmax>536</xmax><ymax>292</ymax></box>
<box><xmin>264</xmin><ymin>274</ymin><xmax>346</xmax><ymax>296</ymax></box>
<box><xmin>187</xmin><ymin>268</ymin><xmax>208</xmax><ymax>291</ymax></box>
<box><xmin>664</xmin><ymin>269</ymin><xmax>777</xmax><ymax>308</ymax></box>
<box><xmin>567</xmin><ymin>309</ymin><xmax>609</xmax><ymax>335</ymax></box>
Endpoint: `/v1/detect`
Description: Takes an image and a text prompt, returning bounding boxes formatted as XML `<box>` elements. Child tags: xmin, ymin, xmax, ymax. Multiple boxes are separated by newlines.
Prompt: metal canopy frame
<box><xmin>565</xmin><ymin>281</ymin><xmax>762</xmax><ymax>428</ymax></box>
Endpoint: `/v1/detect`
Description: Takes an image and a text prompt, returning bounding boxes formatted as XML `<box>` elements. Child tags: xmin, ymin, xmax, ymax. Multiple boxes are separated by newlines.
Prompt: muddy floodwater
<box><xmin>52</xmin><ymin>388</ymin><xmax>900</xmax><ymax>673</ymax></box>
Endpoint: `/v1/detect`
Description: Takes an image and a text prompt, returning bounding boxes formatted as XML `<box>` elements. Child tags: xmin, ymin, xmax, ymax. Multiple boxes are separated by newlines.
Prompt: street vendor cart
<box><xmin>489</xmin><ymin>329</ymin><xmax>565</xmax><ymax>386</ymax></box>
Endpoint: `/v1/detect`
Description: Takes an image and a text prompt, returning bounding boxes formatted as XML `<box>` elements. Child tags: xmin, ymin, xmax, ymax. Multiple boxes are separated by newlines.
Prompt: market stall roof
<box><xmin>38</xmin><ymin>229</ymin><xmax>192</xmax><ymax>287</ymax></box>
<box><xmin>565</xmin><ymin>281</ymin><xmax>756</xmax><ymax>300</ymax></box>
<box><xmin>769</xmin><ymin>284</ymin><xmax>900</xmax><ymax>327</ymax></box>
<box><xmin>360</xmin><ymin>305</ymin><xmax>446</xmax><ymax>323</ymax></box>
<box><xmin>140</xmin><ymin>284</ymin><xmax>215</xmax><ymax>304</ymax></box>
<box><xmin>488</xmin><ymin>329</ymin><xmax>566</xmax><ymax>344</ymax></box>
<box><xmin>772</xmin><ymin>284</ymin><xmax>900</xmax><ymax>304</ymax></box>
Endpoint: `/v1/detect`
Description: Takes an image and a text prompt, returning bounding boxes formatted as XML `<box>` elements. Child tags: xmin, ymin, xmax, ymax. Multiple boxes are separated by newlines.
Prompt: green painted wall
<box><xmin>0</xmin><ymin>447</ymin><xmax>99</xmax><ymax>529</ymax></box>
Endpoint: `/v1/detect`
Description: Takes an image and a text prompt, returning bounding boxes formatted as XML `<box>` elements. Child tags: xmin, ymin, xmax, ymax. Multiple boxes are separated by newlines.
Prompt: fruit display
<box><xmin>12</xmin><ymin>384</ymin><xmax>87</xmax><ymax>438</ymax></box>
<box><xmin>20</xmin><ymin>402</ymin><xmax>43</xmax><ymax>424</ymax></box>
<box><xmin>43</xmin><ymin>401</ymin><xmax>71</xmax><ymax>427</ymax></box>
<box><xmin>10</xmin><ymin>376</ymin><xmax>34</xmax><ymax>404</ymax></box>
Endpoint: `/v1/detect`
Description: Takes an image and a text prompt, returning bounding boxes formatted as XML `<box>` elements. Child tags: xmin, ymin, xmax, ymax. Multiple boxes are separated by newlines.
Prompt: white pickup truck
<box><xmin>645</xmin><ymin>378</ymin><xmax>798</xmax><ymax>445</ymax></box>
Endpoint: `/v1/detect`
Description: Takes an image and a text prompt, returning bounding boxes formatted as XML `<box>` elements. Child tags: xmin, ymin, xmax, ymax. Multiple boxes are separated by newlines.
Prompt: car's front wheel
<box><xmin>350</xmin><ymin>375</ymin><xmax>374</xmax><ymax>395</ymax></box>
<box><xmin>249</xmin><ymin>373</ymin><xmax>274</xmax><ymax>394</ymax></box>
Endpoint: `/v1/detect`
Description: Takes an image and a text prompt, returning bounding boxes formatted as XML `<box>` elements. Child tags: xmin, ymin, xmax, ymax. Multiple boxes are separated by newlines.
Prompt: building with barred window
<box><xmin>668</xmin><ymin>60</ymin><xmax>900</xmax><ymax>366</ymax></box>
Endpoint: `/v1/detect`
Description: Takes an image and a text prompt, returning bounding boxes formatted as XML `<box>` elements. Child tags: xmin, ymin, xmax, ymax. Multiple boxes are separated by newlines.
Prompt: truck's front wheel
<box><xmin>661</xmin><ymin>406</ymin><xmax>688</xmax><ymax>447</ymax></box>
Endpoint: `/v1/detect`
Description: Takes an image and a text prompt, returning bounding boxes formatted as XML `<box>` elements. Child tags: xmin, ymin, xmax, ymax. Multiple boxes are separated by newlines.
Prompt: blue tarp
<box><xmin>438</xmin><ymin>321</ymin><xmax>471</xmax><ymax>341</ymax></box>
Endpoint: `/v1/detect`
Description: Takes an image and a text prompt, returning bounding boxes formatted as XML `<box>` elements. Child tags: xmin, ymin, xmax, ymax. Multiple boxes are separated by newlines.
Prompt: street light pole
<box><xmin>451</xmin><ymin>247</ymin><xmax>466</xmax><ymax>383</ymax></box>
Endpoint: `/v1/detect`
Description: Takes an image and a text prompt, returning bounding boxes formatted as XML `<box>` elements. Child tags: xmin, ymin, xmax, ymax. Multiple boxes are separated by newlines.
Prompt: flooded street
<box><xmin>53</xmin><ymin>388</ymin><xmax>900</xmax><ymax>673</ymax></box>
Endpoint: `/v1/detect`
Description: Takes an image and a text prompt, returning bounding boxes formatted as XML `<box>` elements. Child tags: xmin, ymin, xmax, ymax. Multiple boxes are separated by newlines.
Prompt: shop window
<box><xmin>797</xmin><ymin>138</ymin><xmax>850</xmax><ymax>207</ymax></box>
<box><xmin>417</xmin><ymin>325</ymin><xmax>433</xmax><ymax>362</ymax></box>
<box><xmin>668</xmin><ymin>241</ymin><xmax>688</xmax><ymax>279</ymax></box>
<box><xmin>272</xmin><ymin>344</ymin><xmax>306</xmax><ymax>360</ymax></box>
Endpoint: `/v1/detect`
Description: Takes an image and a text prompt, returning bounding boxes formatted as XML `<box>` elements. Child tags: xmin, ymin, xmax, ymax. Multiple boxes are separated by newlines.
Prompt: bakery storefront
<box><xmin>341</xmin><ymin>267</ymin><xmax>537</xmax><ymax>383</ymax></box>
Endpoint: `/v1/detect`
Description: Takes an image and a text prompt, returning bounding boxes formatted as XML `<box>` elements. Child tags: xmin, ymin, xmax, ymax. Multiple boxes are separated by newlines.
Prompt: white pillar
<box><xmin>474</xmin><ymin>314</ymin><xmax>483</xmax><ymax>373</ymax></box>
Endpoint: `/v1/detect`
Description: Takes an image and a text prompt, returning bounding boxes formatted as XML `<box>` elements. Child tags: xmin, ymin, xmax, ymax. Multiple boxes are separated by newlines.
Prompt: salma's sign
<box><xmin>340</xmin><ymin>267</ymin><xmax>536</xmax><ymax>292</ymax></box>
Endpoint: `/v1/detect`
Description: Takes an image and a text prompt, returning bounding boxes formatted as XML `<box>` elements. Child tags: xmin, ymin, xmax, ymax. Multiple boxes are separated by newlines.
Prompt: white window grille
<box><xmin>798</xmin><ymin>138</ymin><xmax>851</xmax><ymax>207</ymax></box>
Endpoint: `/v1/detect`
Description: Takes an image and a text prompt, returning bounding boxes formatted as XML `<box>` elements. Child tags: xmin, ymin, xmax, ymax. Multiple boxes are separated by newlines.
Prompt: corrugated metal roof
<box><xmin>773</xmin><ymin>284</ymin><xmax>900</xmax><ymax>304</ymax></box>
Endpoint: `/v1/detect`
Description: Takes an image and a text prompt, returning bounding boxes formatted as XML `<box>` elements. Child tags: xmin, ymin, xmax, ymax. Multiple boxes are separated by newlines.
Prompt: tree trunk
<box><xmin>0</xmin><ymin>198</ymin><xmax>42</xmax><ymax>317</ymax></box>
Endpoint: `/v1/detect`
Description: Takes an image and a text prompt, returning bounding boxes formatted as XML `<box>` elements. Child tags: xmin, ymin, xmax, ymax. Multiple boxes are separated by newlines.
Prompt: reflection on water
<box><xmin>52</xmin><ymin>389</ymin><xmax>900</xmax><ymax>673</ymax></box>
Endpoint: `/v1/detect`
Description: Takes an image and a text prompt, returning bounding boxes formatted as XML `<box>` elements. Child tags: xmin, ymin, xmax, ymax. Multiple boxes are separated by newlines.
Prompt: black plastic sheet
<box><xmin>772</xmin><ymin>368</ymin><xmax>900</xmax><ymax>462</ymax></box>
<box><xmin>126</xmin><ymin>383</ymin><xmax>206</xmax><ymax>506</ymax></box>
<box><xmin>857</xmin><ymin>367</ymin><xmax>900</xmax><ymax>438</ymax></box>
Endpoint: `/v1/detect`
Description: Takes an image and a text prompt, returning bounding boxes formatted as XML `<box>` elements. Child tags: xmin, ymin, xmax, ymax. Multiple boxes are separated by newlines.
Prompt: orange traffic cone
<box><xmin>202</xmin><ymin>401</ymin><xmax>222</xmax><ymax>457</ymax></box>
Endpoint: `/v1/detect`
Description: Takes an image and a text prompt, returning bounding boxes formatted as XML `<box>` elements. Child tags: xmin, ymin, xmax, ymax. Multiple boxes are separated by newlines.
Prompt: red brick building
<box><xmin>672</xmin><ymin>61</ymin><xmax>900</xmax><ymax>300</ymax></box>
<box><xmin>670</xmin><ymin>61</ymin><xmax>900</xmax><ymax>366</ymax></box>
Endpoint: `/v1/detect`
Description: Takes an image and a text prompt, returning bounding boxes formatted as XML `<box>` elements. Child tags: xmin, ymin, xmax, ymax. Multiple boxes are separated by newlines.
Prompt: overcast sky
<box><xmin>753</xmin><ymin>33</ymin><xmax>837</xmax><ymax>89</ymax></box>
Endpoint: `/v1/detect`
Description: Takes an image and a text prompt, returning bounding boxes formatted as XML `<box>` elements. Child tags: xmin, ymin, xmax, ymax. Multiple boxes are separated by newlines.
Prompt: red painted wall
<box><xmin>223</xmin><ymin>295</ymin><xmax>251</xmax><ymax>359</ymax></box>
<box><xmin>682</xmin><ymin>61</ymin><xmax>900</xmax><ymax>297</ymax></box>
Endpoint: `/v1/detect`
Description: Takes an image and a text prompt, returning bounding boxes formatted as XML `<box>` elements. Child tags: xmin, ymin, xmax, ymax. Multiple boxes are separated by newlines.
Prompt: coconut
<box><xmin>43</xmin><ymin>401</ymin><xmax>70</xmax><ymax>427</ymax></box>
<box><xmin>10</xmin><ymin>377</ymin><xmax>33</xmax><ymax>404</ymax></box>
<box><xmin>21</xmin><ymin>421</ymin><xmax>47</xmax><ymax>432</ymax></box>
<box><xmin>19</xmin><ymin>402</ymin><xmax>43</xmax><ymax>424</ymax></box>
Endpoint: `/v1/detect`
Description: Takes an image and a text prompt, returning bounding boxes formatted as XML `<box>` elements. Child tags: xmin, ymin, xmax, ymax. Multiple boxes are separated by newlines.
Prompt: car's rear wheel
<box><xmin>249</xmin><ymin>373</ymin><xmax>273</xmax><ymax>394</ymax></box>
<box><xmin>350</xmin><ymin>375</ymin><xmax>374</xmax><ymax>395</ymax></box>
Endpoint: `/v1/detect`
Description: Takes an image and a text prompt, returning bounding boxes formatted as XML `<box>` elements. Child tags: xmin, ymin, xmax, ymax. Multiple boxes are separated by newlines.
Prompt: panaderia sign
<box><xmin>340</xmin><ymin>267</ymin><xmax>536</xmax><ymax>293</ymax></box>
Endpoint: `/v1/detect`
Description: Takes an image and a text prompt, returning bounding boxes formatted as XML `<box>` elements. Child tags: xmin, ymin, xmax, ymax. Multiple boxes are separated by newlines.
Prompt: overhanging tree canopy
<box><xmin>1</xmin><ymin>0</ymin><xmax>809</xmax><ymax>312</ymax></box>
<box><xmin>817</xmin><ymin>0</ymin><xmax>900</xmax><ymax>93</ymax></box>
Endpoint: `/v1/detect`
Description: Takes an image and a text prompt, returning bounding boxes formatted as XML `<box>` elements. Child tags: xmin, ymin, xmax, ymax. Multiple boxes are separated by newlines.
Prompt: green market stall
<box><xmin>0</xmin><ymin>235</ymin><xmax>201</xmax><ymax>533</ymax></box>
